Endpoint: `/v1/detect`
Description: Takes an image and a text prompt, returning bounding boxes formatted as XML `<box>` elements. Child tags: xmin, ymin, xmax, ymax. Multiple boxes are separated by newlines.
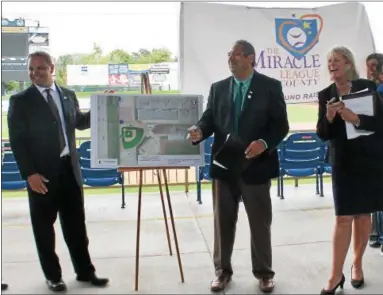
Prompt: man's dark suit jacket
<box><xmin>7</xmin><ymin>83</ymin><xmax>90</xmax><ymax>189</ymax></box>
<box><xmin>195</xmin><ymin>71</ymin><xmax>289</xmax><ymax>184</ymax></box>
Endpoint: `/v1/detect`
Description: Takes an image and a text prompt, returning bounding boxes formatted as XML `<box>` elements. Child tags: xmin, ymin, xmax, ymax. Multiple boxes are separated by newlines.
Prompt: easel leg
<box><xmin>162</xmin><ymin>169</ymin><xmax>185</xmax><ymax>283</ymax></box>
<box><xmin>135</xmin><ymin>169</ymin><xmax>143</xmax><ymax>291</ymax></box>
<box><xmin>121</xmin><ymin>173</ymin><xmax>126</xmax><ymax>209</ymax></box>
<box><xmin>156</xmin><ymin>169</ymin><xmax>173</xmax><ymax>256</ymax></box>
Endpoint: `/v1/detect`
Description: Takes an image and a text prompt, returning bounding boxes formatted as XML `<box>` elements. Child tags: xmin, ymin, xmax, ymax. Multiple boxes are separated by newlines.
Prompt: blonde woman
<box><xmin>316</xmin><ymin>46</ymin><xmax>383</xmax><ymax>294</ymax></box>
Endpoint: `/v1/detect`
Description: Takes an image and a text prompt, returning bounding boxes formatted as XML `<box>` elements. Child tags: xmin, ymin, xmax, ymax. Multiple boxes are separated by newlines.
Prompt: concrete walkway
<box><xmin>2</xmin><ymin>183</ymin><xmax>382</xmax><ymax>294</ymax></box>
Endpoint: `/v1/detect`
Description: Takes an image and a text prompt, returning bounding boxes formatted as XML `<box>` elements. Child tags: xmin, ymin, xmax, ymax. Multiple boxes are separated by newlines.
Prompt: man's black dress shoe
<box><xmin>1</xmin><ymin>283</ymin><xmax>8</xmax><ymax>291</ymax></box>
<box><xmin>369</xmin><ymin>239</ymin><xmax>380</xmax><ymax>248</ymax></box>
<box><xmin>76</xmin><ymin>273</ymin><xmax>109</xmax><ymax>287</ymax></box>
<box><xmin>46</xmin><ymin>279</ymin><xmax>67</xmax><ymax>292</ymax></box>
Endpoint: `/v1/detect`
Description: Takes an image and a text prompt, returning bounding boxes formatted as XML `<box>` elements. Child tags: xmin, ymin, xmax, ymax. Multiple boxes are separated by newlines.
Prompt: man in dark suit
<box><xmin>7</xmin><ymin>51</ymin><xmax>109</xmax><ymax>292</ymax></box>
<box><xmin>188</xmin><ymin>40</ymin><xmax>289</xmax><ymax>293</ymax></box>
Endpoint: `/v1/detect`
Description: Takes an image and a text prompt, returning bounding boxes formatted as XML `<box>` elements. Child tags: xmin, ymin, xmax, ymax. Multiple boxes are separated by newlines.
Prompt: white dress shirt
<box><xmin>35</xmin><ymin>83</ymin><xmax>70</xmax><ymax>157</ymax></box>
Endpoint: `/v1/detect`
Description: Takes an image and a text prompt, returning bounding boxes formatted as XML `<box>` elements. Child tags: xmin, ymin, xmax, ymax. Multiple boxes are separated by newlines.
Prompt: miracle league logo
<box><xmin>255</xmin><ymin>13</ymin><xmax>324</xmax><ymax>101</ymax></box>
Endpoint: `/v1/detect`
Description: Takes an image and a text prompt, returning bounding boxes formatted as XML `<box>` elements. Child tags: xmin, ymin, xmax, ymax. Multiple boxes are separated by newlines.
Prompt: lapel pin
<box><xmin>63</xmin><ymin>96</ymin><xmax>68</xmax><ymax>100</ymax></box>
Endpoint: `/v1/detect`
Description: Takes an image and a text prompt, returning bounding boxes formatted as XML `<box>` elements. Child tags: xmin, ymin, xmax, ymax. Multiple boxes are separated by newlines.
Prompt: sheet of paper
<box><xmin>343</xmin><ymin>94</ymin><xmax>374</xmax><ymax>140</ymax></box>
<box><xmin>213</xmin><ymin>160</ymin><xmax>228</xmax><ymax>170</ymax></box>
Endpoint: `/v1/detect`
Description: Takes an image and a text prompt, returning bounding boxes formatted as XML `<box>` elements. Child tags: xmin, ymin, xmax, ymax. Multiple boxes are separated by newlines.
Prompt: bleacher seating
<box><xmin>78</xmin><ymin>141</ymin><xmax>126</xmax><ymax>208</ymax></box>
<box><xmin>2</xmin><ymin>161</ymin><xmax>20</xmax><ymax>172</ymax></box>
<box><xmin>81</xmin><ymin>167</ymin><xmax>124</xmax><ymax>187</ymax></box>
<box><xmin>80</xmin><ymin>157</ymin><xmax>91</xmax><ymax>168</ymax></box>
<box><xmin>1</xmin><ymin>171</ymin><xmax>27</xmax><ymax>190</ymax></box>
<box><xmin>1</xmin><ymin>134</ymin><xmax>334</xmax><ymax>203</ymax></box>
<box><xmin>2</xmin><ymin>152</ymin><xmax>15</xmax><ymax>162</ymax></box>
<box><xmin>278</xmin><ymin>132</ymin><xmax>322</xmax><ymax>199</ymax></box>
<box><xmin>196</xmin><ymin>136</ymin><xmax>214</xmax><ymax>204</ymax></box>
<box><xmin>318</xmin><ymin>141</ymin><xmax>332</xmax><ymax>196</ymax></box>
<box><xmin>2</xmin><ymin>141</ymin><xmax>11</xmax><ymax>152</ymax></box>
<box><xmin>79</xmin><ymin>140</ymin><xmax>91</xmax><ymax>157</ymax></box>
<box><xmin>276</xmin><ymin>143</ymin><xmax>283</xmax><ymax>198</ymax></box>
<box><xmin>1</xmin><ymin>151</ymin><xmax>27</xmax><ymax>190</ymax></box>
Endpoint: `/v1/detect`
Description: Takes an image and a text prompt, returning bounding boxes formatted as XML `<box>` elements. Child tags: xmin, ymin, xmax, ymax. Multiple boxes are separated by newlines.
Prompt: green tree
<box><xmin>55</xmin><ymin>54</ymin><xmax>76</xmax><ymax>85</ymax></box>
<box><xmin>80</xmin><ymin>43</ymin><xmax>109</xmax><ymax>64</ymax></box>
<box><xmin>150</xmin><ymin>48</ymin><xmax>174</xmax><ymax>63</ymax></box>
<box><xmin>54</xmin><ymin>43</ymin><xmax>176</xmax><ymax>86</ymax></box>
<box><xmin>5</xmin><ymin>81</ymin><xmax>19</xmax><ymax>92</ymax></box>
<box><xmin>107</xmin><ymin>49</ymin><xmax>133</xmax><ymax>64</ymax></box>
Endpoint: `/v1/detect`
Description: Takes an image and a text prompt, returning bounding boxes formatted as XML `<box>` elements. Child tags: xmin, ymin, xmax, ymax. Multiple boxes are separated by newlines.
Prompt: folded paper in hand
<box><xmin>212</xmin><ymin>133</ymin><xmax>251</xmax><ymax>176</ymax></box>
<box><xmin>342</xmin><ymin>89</ymin><xmax>375</xmax><ymax>140</ymax></box>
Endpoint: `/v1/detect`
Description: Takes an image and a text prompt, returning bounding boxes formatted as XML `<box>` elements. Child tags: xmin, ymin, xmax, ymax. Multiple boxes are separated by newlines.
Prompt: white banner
<box><xmin>66</xmin><ymin>64</ymin><xmax>109</xmax><ymax>86</ymax></box>
<box><xmin>179</xmin><ymin>2</ymin><xmax>375</xmax><ymax>104</ymax></box>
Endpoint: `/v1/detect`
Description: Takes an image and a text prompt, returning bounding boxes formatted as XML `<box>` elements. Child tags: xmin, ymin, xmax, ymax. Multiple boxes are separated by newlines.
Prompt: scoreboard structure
<box><xmin>1</xmin><ymin>18</ymin><xmax>50</xmax><ymax>83</ymax></box>
<box><xmin>1</xmin><ymin>18</ymin><xmax>29</xmax><ymax>82</ymax></box>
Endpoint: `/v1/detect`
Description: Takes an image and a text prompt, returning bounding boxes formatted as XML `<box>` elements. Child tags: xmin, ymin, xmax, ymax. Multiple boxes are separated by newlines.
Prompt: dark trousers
<box><xmin>28</xmin><ymin>156</ymin><xmax>95</xmax><ymax>281</ymax></box>
<box><xmin>370</xmin><ymin>212</ymin><xmax>383</xmax><ymax>243</ymax></box>
<box><xmin>212</xmin><ymin>178</ymin><xmax>275</xmax><ymax>279</ymax></box>
<box><xmin>370</xmin><ymin>212</ymin><xmax>379</xmax><ymax>240</ymax></box>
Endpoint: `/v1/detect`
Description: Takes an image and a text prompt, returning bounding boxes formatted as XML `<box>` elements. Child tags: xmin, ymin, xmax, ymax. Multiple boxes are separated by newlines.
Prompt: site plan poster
<box><xmin>90</xmin><ymin>94</ymin><xmax>205</xmax><ymax>169</ymax></box>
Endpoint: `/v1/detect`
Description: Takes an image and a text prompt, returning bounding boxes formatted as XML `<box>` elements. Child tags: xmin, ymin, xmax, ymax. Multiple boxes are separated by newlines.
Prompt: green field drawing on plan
<box><xmin>121</xmin><ymin>126</ymin><xmax>145</xmax><ymax>149</ymax></box>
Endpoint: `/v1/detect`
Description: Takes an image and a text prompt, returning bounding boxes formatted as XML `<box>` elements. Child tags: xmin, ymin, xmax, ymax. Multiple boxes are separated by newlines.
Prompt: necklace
<box><xmin>337</xmin><ymin>82</ymin><xmax>352</xmax><ymax>101</ymax></box>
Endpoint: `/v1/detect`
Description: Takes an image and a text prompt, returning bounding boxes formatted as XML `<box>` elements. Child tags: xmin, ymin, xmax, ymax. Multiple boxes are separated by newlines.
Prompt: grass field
<box><xmin>1</xmin><ymin>103</ymin><xmax>318</xmax><ymax>139</ymax></box>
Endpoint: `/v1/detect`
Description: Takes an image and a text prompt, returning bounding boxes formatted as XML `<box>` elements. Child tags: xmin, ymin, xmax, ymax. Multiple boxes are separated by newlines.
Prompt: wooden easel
<box><xmin>118</xmin><ymin>72</ymin><xmax>185</xmax><ymax>291</ymax></box>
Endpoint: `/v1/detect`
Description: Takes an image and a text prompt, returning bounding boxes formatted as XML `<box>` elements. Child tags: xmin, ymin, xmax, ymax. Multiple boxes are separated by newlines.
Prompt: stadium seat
<box><xmin>78</xmin><ymin>140</ymin><xmax>126</xmax><ymax>208</ymax></box>
<box><xmin>1</xmin><ymin>171</ymin><xmax>27</xmax><ymax>190</ymax></box>
<box><xmin>279</xmin><ymin>132</ymin><xmax>322</xmax><ymax>199</ymax></box>
<box><xmin>318</xmin><ymin>141</ymin><xmax>332</xmax><ymax>196</ymax></box>
<box><xmin>2</xmin><ymin>152</ymin><xmax>16</xmax><ymax>162</ymax></box>
<box><xmin>81</xmin><ymin>167</ymin><xmax>124</xmax><ymax>187</ymax></box>
<box><xmin>2</xmin><ymin>161</ymin><xmax>20</xmax><ymax>172</ymax></box>
<box><xmin>1</xmin><ymin>141</ymin><xmax>11</xmax><ymax>153</ymax></box>
<box><xmin>276</xmin><ymin>142</ymin><xmax>284</xmax><ymax>198</ymax></box>
<box><xmin>1</xmin><ymin>151</ymin><xmax>26</xmax><ymax>190</ymax></box>
<box><xmin>196</xmin><ymin>136</ymin><xmax>214</xmax><ymax>204</ymax></box>
<box><xmin>80</xmin><ymin>157</ymin><xmax>91</xmax><ymax>168</ymax></box>
<box><xmin>79</xmin><ymin>140</ymin><xmax>91</xmax><ymax>158</ymax></box>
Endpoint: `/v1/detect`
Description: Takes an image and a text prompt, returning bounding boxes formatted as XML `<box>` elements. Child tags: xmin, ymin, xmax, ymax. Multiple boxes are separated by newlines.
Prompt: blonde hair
<box><xmin>327</xmin><ymin>46</ymin><xmax>359</xmax><ymax>81</ymax></box>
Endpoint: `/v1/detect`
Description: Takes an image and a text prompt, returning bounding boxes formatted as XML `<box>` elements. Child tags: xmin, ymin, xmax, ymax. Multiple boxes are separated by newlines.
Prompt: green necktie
<box><xmin>233</xmin><ymin>82</ymin><xmax>244</xmax><ymax>134</ymax></box>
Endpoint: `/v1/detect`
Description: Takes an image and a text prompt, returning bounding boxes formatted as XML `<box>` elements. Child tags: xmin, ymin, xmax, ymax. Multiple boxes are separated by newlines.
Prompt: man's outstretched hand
<box><xmin>187</xmin><ymin>125</ymin><xmax>202</xmax><ymax>143</ymax></box>
<box><xmin>244</xmin><ymin>140</ymin><xmax>266</xmax><ymax>159</ymax></box>
<box><xmin>27</xmin><ymin>173</ymin><xmax>49</xmax><ymax>194</ymax></box>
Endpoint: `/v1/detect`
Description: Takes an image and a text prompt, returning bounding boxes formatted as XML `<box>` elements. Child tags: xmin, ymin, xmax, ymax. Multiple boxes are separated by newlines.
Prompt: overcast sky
<box><xmin>2</xmin><ymin>1</ymin><xmax>382</xmax><ymax>58</ymax></box>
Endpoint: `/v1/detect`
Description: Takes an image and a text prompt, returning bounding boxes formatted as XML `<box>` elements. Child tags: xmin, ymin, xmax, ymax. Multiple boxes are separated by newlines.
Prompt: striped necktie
<box><xmin>45</xmin><ymin>89</ymin><xmax>66</xmax><ymax>153</ymax></box>
<box><xmin>233</xmin><ymin>82</ymin><xmax>244</xmax><ymax>134</ymax></box>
